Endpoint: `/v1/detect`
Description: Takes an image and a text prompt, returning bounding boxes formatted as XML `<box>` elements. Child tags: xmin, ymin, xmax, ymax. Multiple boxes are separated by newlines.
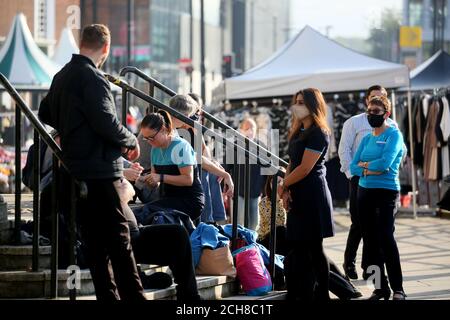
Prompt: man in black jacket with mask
<box><xmin>39</xmin><ymin>24</ymin><xmax>145</xmax><ymax>300</ymax></box>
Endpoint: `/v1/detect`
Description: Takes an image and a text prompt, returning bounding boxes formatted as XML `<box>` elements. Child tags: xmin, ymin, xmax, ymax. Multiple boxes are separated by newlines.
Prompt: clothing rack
<box><xmin>403</xmin><ymin>87</ymin><xmax>450</xmax><ymax>218</ymax></box>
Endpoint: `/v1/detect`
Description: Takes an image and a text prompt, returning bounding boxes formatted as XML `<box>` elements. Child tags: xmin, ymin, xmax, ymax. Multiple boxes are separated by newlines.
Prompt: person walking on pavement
<box><xmin>338</xmin><ymin>85</ymin><xmax>396</xmax><ymax>280</ymax></box>
<box><xmin>279</xmin><ymin>88</ymin><xmax>335</xmax><ymax>301</ymax></box>
<box><xmin>350</xmin><ymin>95</ymin><xmax>406</xmax><ymax>300</ymax></box>
<box><xmin>39</xmin><ymin>24</ymin><xmax>146</xmax><ymax>300</ymax></box>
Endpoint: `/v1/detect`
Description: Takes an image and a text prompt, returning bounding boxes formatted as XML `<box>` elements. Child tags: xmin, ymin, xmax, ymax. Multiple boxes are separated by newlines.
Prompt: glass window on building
<box><xmin>409</xmin><ymin>0</ymin><xmax>424</xmax><ymax>26</ymax></box>
<box><xmin>429</xmin><ymin>0</ymin><xmax>448</xmax><ymax>28</ymax></box>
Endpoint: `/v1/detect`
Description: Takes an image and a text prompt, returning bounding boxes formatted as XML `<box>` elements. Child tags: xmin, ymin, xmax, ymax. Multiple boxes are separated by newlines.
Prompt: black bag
<box><xmin>135</xmin><ymin>204</ymin><xmax>196</xmax><ymax>235</ymax></box>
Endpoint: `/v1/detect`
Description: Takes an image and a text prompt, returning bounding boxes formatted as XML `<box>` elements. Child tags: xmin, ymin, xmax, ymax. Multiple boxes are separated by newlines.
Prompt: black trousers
<box><xmin>358</xmin><ymin>187</ymin><xmax>403</xmax><ymax>292</ymax></box>
<box><xmin>344</xmin><ymin>176</ymin><xmax>368</xmax><ymax>270</ymax></box>
<box><xmin>285</xmin><ymin>238</ymin><xmax>330</xmax><ymax>301</ymax></box>
<box><xmin>72</xmin><ymin>177</ymin><xmax>145</xmax><ymax>300</ymax></box>
<box><xmin>131</xmin><ymin>224</ymin><xmax>200</xmax><ymax>301</ymax></box>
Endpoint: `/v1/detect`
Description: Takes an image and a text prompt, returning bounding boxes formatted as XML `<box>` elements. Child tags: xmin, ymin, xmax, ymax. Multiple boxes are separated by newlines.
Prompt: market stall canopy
<box><xmin>407</xmin><ymin>50</ymin><xmax>450</xmax><ymax>91</ymax></box>
<box><xmin>0</xmin><ymin>13</ymin><xmax>60</xmax><ymax>87</ymax></box>
<box><xmin>213</xmin><ymin>26</ymin><xmax>410</xmax><ymax>102</ymax></box>
<box><xmin>52</xmin><ymin>27</ymin><xmax>79</xmax><ymax>66</ymax></box>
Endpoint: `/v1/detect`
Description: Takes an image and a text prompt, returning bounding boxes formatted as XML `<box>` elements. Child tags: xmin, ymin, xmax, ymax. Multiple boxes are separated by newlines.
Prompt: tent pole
<box><xmin>391</xmin><ymin>90</ymin><xmax>396</xmax><ymax>122</ymax></box>
<box><xmin>407</xmin><ymin>89</ymin><xmax>418</xmax><ymax>219</ymax></box>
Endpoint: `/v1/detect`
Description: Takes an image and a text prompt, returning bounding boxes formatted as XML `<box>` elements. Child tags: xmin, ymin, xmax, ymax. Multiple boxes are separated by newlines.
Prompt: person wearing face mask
<box><xmin>338</xmin><ymin>85</ymin><xmax>398</xmax><ymax>281</ymax></box>
<box><xmin>350</xmin><ymin>96</ymin><xmax>406</xmax><ymax>300</ymax></box>
<box><xmin>38</xmin><ymin>25</ymin><xmax>145</xmax><ymax>300</ymax></box>
<box><xmin>278</xmin><ymin>88</ymin><xmax>335</xmax><ymax>301</ymax></box>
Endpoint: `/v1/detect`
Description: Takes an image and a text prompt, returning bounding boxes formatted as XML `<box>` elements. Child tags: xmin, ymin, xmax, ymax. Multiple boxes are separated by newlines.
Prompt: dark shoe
<box><xmin>343</xmin><ymin>263</ymin><xmax>358</xmax><ymax>280</ymax></box>
<box><xmin>367</xmin><ymin>289</ymin><xmax>391</xmax><ymax>300</ymax></box>
<box><xmin>393</xmin><ymin>291</ymin><xmax>407</xmax><ymax>300</ymax></box>
<box><xmin>140</xmin><ymin>271</ymin><xmax>173</xmax><ymax>290</ymax></box>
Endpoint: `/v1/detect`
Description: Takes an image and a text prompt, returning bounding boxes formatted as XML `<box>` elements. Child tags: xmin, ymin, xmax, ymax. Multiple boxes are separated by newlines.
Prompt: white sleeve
<box><xmin>338</xmin><ymin>118</ymin><xmax>354</xmax><ymax>179</ymax></box>
<box><xmin>440</xmin><ymin>97</ymin><xmax>450</xmax><ymax>142</ymax></box>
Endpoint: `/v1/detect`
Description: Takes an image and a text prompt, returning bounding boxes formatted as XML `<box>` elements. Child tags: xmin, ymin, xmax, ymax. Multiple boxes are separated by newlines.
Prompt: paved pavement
<box><xmin>326</xmin><ymin>213</ymin><xmax>450</xmax><ymax>300</ymax></box>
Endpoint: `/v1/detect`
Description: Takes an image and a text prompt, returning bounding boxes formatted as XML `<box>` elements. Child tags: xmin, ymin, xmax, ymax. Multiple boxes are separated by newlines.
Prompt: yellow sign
<box><xmin>400</xmin><ymin>26</ymin><xmax>422</xmax><ymax>48</ymax></box>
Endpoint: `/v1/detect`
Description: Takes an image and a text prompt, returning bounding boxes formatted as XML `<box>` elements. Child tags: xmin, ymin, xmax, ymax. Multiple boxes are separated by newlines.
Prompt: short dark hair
<box><xmin>80</xmin><ymin>24</ymin><xmax>110</xmax><ymax>50</ymax></box>
<box><xmin>365</xmin><ymin>85</ymin><xmax>387</xmax><ymax>100</ymax></box>
<box><xmin>368</xmin><ymin>95</ymin><xmax>391</xmax><ymax>113</ymax></box>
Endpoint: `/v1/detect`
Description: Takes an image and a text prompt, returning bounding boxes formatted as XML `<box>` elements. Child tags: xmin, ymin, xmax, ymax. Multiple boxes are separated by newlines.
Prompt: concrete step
<box><xmin>221</xmin><ymin>290</ymin><xmax>287</xmax><ymax>300</ymax></box>
<box><xmin>61</xmin><ymin>275</ymin><xmax>238</xmax><ymax>301</ymax></box>
<box><xmin>0</xmin><ymin>197</ymin><xmax>7</xmax><ymax>223</ymax></box>
<box><xmin>0</xmin><ymin>245</ymin><xmax>51</xmax><ymax>271</ymax></box>
<box><xmin>0</xmin><ymin>220</ymin><xmax>13</xmax><ymax>245</ymax></box>
<box><xmin>0</xmin><ymin>269</ymin><xmax>95</xmax><ymax>298</ymax></box>
<box><xmin>0</xmin><ymin>268</ymin><xmax>238</xmax><ymax>300</ymax></box>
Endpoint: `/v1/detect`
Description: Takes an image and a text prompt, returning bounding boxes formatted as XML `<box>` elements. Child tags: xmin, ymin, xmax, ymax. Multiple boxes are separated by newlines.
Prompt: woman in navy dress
<box><xmin>279</xmin><ymin>88</ymin><xmax>335</xmax><ymax>301</ymax></box>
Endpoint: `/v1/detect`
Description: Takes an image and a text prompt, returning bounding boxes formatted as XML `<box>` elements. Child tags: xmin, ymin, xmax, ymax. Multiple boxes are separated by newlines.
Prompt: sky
<box><xmin>290</xmin><ymin>0</ymin><xmax>403</xmax><ymax>39</ymax></box>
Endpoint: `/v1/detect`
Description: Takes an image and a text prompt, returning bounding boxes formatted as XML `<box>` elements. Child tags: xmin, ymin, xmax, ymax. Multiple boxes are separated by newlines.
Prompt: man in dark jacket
<box><xmin>39</xmin><ymin>24</ymin><xmax>145</xmax><ymax>300</ymax></box>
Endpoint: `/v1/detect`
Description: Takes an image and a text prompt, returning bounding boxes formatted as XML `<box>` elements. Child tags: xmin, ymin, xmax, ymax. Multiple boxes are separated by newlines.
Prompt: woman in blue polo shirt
<box><xmin>140</xmin><ymin>110</ymin><xmax>204</xmax><ymax>223</ymax></box>
<box><xmin>350</xmin><ymin>95</ymin><xmax>406</xmax><ymax>301</ymax></box>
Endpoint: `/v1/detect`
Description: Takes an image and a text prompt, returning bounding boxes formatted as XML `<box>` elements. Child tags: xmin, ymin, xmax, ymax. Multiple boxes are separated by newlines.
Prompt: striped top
<box><xmin>338</xmin><ymin>113</ymin><xmax>397</xmax><ymax>179</ymax></box>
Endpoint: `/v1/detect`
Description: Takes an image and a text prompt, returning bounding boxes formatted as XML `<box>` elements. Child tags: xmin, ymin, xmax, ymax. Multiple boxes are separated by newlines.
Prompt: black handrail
<box><xmin>119</xmin><ymin>66</ymin><xmax>289</xmax><ymax>168</ymax></box>
<box><xmin>106</xmin><ymin>74</ymin><xmax>283</xmax><ymax>176</ymax></box>
<box><xmin>0</xmin><ymin>73</ymin><xmax>85</xmax><ymax>300</ymax></box>
<box><xmin>107</xmin><ymin>72</ymin><xmax>284</xmax><ymax>282</ymax></box>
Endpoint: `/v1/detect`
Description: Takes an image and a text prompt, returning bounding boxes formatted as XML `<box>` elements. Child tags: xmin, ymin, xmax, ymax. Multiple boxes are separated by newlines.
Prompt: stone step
<box><xmin>0</xmin><ymin>268</ymin><xmax>237</xmax><ymax>300</ymax></box>
<box><xmin>0</xmin><ymin>245</ymin><xmax>51</xmax><ymax>271</ymax></box>
<box><xmin>0</xmin><ymin>269</ymin><xmax>95</xmax><ymax>298</ymax></box>
<box><xmin>0</xmin><ymin>220</ymin><xmax>13</xmax><ymax>245</ymax></box>
<box><xmin>221</xmin><ymin>290</ymin><xmax>287</xmax><ymax>300</ymax></box>
<box><xmin>0</xmin><ymin>197</ymin><xmax>7</xmax><ymax>223</ymax></box>
<box><xmin>0</xmin><ymin>243</ymin><xmax>170</xmax><ymax>272</ymax></box>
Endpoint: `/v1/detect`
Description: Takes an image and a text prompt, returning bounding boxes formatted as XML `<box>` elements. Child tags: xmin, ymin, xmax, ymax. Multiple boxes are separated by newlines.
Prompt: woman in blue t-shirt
<box><xmin>139</xmin><ymin>110</ymin><xmax>204</xmax><ymax>222</ymax></box>
<box><xmin>350</xmin><ymin>95</ymin><xmax>406</xmax><ymax>300</ymax></box>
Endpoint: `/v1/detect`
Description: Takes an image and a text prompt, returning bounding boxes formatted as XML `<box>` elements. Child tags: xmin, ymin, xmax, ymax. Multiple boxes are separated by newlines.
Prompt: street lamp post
<box><xmin>200</xmin><ymin>0</ymin><xmax>206</xmax><ymax>103</ymax></box>
<box><xmin>127</xmin><ymin>0</ymin><xmax>134</xmax><ymax>68</ymax></box>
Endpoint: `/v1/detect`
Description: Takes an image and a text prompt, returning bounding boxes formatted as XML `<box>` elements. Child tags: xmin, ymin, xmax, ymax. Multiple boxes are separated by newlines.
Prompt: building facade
<box><xmin>402</xmin><ymin>0</ymin><xmax>450</xmax><ymax>64</ymax></box>
<box><xmin>232</xmin><ymin>0</ymin><xmax>291</xmax><ymax>73</ymax></box>
<box><xmin>0</xmin><ymin>0</ymin><xmax>80</xmax><ymax>55</ymax></box>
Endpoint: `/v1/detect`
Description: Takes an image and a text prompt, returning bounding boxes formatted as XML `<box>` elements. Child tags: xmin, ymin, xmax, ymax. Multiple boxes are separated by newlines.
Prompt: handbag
<box><xmin>195</xmin><ymin>246</ymin><xmax>236</xmax><ymax>277</ymax></box>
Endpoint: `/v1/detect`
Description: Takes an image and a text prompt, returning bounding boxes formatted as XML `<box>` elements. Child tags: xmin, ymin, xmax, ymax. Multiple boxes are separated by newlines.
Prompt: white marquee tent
<box><xmin>213</xmin><ymin>25</ymin><xmax>410</xmax><ymax>102</ymax></box>
<box><xmin>52</xmin><ymin>27</ymin><xmax>79</xmax><ymax>66</ymax></box>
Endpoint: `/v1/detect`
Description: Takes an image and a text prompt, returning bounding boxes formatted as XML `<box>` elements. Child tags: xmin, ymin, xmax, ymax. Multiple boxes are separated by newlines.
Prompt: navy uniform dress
<box><xmin>287</xmin><ymin>126</ymin><xmax>335</xmax><ymax>241</ymax></box>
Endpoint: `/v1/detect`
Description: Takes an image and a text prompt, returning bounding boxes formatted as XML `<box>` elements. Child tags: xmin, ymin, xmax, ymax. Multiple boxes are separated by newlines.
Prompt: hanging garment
<box><xmin>268</xmin><ymin>105</ymin><xmax>291</xmax><ymax>161</ymax></box>
<box><xmin>423</xmin><ymin>99</ymin><xmax>441</xmax><ymax>181</ymax></box>
<box><xmin>440</xmin><ymin>96</ymin><xmax>450</xmax><ymax>178</ymax></box>
<box><xmin>413</xmin><ymin>97</ymin><xmax>426</xmax><ymax>168</ymax></box>
<box><xmin>325</xmin><ymin>103</ymin><xmax>337</xmax><ymax>161</ymax></box>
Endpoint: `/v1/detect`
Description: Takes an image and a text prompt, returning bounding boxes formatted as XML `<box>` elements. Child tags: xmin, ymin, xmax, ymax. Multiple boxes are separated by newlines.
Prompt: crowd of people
<box><xmin>34</xmin><ymin>23</ymin><xmax>406</xmax><ymax>301</ymax></box>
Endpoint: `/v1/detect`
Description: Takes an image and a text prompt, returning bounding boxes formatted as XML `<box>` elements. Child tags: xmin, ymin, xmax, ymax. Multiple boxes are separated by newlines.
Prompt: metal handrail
<box><xmin>119</xmin><ymin>66</ymin><xmax>289</xmax><ymax>168</ymax></box>
<box><xmin>0</xmin><ymin>73</ymin><xmax>85</xmax><ymax>300</ymax></box>
<box><xmin>106</xmin><ymin>74</ymin><xmax>284</xmax><ymax>177</ymax></box>
<box><xmin>107</xmin><ymin>73</ymin><xmax>283</xmax><ymax>284</ymax></box>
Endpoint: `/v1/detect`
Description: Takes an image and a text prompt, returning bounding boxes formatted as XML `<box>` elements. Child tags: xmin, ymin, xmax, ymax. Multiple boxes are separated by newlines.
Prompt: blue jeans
<box><xmin>237</xmin><ymin>196</ymin><xmax>260</xmax><ymax>231</ymax></box>
<box><xmin>200</xmin><ymin>171</ymin><xmax>227</xmax><ymax>222</ymax></box>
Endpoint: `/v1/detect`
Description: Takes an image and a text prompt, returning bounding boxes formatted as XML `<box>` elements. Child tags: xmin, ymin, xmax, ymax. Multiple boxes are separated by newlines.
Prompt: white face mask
<box><xmin>291</xmin><ymin>104</ymin><xmax>310</xmax><ymax>120</ymax></box>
